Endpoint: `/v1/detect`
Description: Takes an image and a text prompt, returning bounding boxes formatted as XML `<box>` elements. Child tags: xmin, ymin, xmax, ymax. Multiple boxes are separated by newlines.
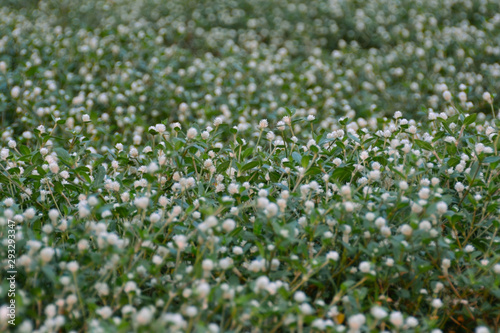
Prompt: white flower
<box><xmin>1</xmin><ymin>148</ymin><xmax>9</xmax><ymax>160</ymax></box>
<box><xmin>442</xmin><ymin>90</ymin><xmax>452</xmax><ymax>101</ymax></box>
<box><xmin>11</xmin><ymin>86</ymin><xmax>21</xmax><ymax>98</ymax></box>
<box><xmin>406</xmin><ymin>316</ymin><xmax>418</xmax><ymax>327</ymax></box>
<box><xmin>96</xmin><ymin>306</ymin><xmax>113</xmax><ymax>319</ymax></box>
<box><xmin>259</xmin><ymin>119</ymin><xmax>268</xmax><ymax>129</ymax></box>
<box><xmin>187</xmin><ymin>128</ymin><xmax>198</xmax><ymax>139</ymax></box>
<box><xmin>82</xmin><ymin>114</ymin><xmax>90</xmax><ymax>122</ymax></box>
<box><xmin>431</xmin><ymin>298</ymin><xmax>443</xmax><ymax>308</ymax></box>
<box><xmin>455</xmin><ymin>182</ymin><xmax>465</xmax><ymax>192</ymax></box>
<box><xmin>294</xmin><ymin>291</ymin><xmax>306</xmax><ymax>303</ymax></box>
<box><xmin>458</xmin><ymin>92</ymin><xmax>467</xmax><ymax>102</ymax></box>
<box><xmin>222</xmin><ymin>219</ymin><xmax>236</xmax><ymax>232</ymax></box>
<box><xmin>40</xmin><ymin>247</ymin><xmax>55</xmax><ymax>262</ymax></box>
<box><xmin>213</xmin><ymin>117</ymin><xmax>223</xmax><ymax>126</ymax></box>
<box><xmin>482</xmin><ymin>92</ymin><xmax>492</xmax><ymax>104</ymax></box>
<box><xmin>326</xmin><ymin>251</ymin><xmax>339</xmax><ymax>262</ymax></box>
<box><xmin>67</xmin><ymin>261</ymin><xmax>79</xmax><ymax>273</ymax></box>
<box><xmin>419</xmin><ymin>220</ymin><xmax>432</xmax><ymax>231</ymax></box>
<box><xmin>254</xmin><ymin>276</ymin><xmax>270</xmax><ymax>291</ymax></box>
<box><xmin>171</xmin><ymin>122</ymin><xmax>181</xmax><ymax>130</ymax></box>
<box><xmin>389</xmin><ymin>311</ymin><xmax>404</xmax><ymax>327</ymax></box>
<box><xmin>464</xmin><ymin>245</ymin><xmax>475</xmax><ymax>253</ymax></box>
<box><xmin>185</xmin><ymin>306</ymin><xmax>198</xmax><ymax>317</ymax></box>
<box><xmin>400</xmin><ymin>224</ymin><xmax>413</xmax><ymax>236</ymax></box>
<box><xmin>134</xmin><ymin>197</ymin><xmax>150</xmax><ymax>210</ymax></box>
<box><xmin>371</xmin><ymin>306</ymin><xmax>388</xmax><ymax>320</ymax></box>
<box><xmin>49</xmin><ymin>162</ymin><xmax>60</xmax><ymax>173</ymax></box>
<box><xmin>436</xmin><ymin>201</ymin><xmax>447</xmax><ymax>215</ymax></box>
<box><xmin>266</xmin><ymin>203</ymin><xmax>278</xmax><ymax>217</ymax></box>
<box><xmin>49</xmin><ymin>209</ymin><xmax>59</xmax><ymax>221</ymax></box>
<box><xmin>24</xmin><ymin>207</ymin><xmax>36</xmax><ymax>219</ymax></box>
<box><xmin>4</xmin><ymin>198</ymin><xmax>14</xmax><ymax>207</ymax></box>
<box><xmin>347</xmin><ymin>314</ymin><xmax>366</xmax><ymax>330</ymax></box>
<box><xmin>208</xmin><ymin>323</ymin><xmax>219</xmax><ymax>333</ymax></box>
<box><xmin>173</xmin><ymin>235</ymin><xmax>188</xmax><ymax>251</ymax></box>
<box><xmin>219</xmin><ymin>258</ymin><xmax>233</xmax><ymax>270</ymax></box>
<box><xmin>202</xmin><ymin>259</ymin><xmax>214</xmax><ymax>271</ymax></box>
<box><xmin>155</xmin><ymin>124</ymin><xmax>166</xmax><ymax>133</ymax></box>
<box><xmin>375</xmin><ymin>217</ymin><xmax>386</xmax><ymax>229</ymax></box>
<box><xmin>475</xmin><ymin>143</ymin><xmax>485</xmax><ymax>154</ymax></box>
<box><xmin>299</xmin><ymin>303</ymin><xmax>314</xmax><ymax>315</ymax></box>
<box><xmin>150</xmin><ymin>213</ymin><xmax>161</xmax><ymax>224</ymax></box>
<box><xmin>359</xmin><ymin>261</ymin><xmax>371</xmax><ymax>273</ymax></box>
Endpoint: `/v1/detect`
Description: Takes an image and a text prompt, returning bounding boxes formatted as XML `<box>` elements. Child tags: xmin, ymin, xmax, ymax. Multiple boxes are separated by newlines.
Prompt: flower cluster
<box><xmin>0</xmin><ymin>0</ymin><xmax>500</xmax><ymax>332</ymax></box>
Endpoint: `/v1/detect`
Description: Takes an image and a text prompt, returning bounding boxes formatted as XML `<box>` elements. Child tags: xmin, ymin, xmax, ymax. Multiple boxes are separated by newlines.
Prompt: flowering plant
<box><xmin>0</xmin><ymin>0</ymin><xmax>500</xmax><ymax>332</ymax></box>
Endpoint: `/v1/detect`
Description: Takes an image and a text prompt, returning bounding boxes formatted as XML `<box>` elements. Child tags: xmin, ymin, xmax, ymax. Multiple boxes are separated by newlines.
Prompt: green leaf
<box><xmin>415</xmin><ymin>139</ymin><xmax>434</xmax><ymax>151</ymax></box>
<box><xmin>292</xmin><ymin>152</ymin><xmax>302</xmax><ymax>164</ymax></box>
<box><xmin>54</xmin><ymin>147</ymin><xmax>72</xmax><ymax>162</ymax></box>
<box><xmin>241</xmin><ymin>160</ymin><xmax>260</xmax><ymax>173</ymax></box>
<box><xmin>217</xmin><ymin>160</ymin><xmax>231</xmax><ymax>174</ymax></box>
<box><xmin>41</xmin><ymin>266</ymin><xmax>56</xmax><ymax>283</ymax></box>
<box><xmin>93</xmin><ymin>166</ymin><xmax>106</xmax><ymax>188</ymax></box>
<box><xmin>253</xmin><ymin>219</ymin><xmax>262</xmax><ymax>235</ymax></box>
<box><xmin>341</xmin><ymin>280</ymin><xmax>355</xmax><ymax>291</ymax></box>
<box><xmin>305</xmin><ymin>166</ymin><xmax>322</xmax><ymax>177</ymax></box>
<box><xmin>301</xmin><ymin>155</ymin><xmax>310</xmax><ymax>168</ymax></box>
<box><xmin>241</xmin><ymin>147</ymin><xmax>253</xmax><ymax>159</ymax></box>
<box><xmin>348</xmin><ymin>133</ymin><xmax>360</xmax><ymax>143</ymax></box>
<box><xmin>330</xmin><ymin>166</ymin><xmax>354</xmax><ymax>182</ymax></box>
<box><xmin>483</xmin><ymin>156</ymin><xmax>500</xmax><ymax>164</ymax></box>
<box><xmin>19</xmin><ymin>145</ymin><xmax>31</xmax><ymax>156</ymax></box>
<box><xmin>464</xmin><ymin>113</ymin><xmax>477</xmax><ymax>126</ymax></box>
<box><xmin>446</xmin><ymin>143</ymin><xmax>457</xmax><ymax>156</ymax></box>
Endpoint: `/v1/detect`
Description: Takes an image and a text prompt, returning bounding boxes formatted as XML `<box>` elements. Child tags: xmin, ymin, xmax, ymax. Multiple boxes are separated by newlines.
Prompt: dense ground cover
<box><xmin>0</xmin><ymin>0</ymin><xmax>500</xmax><ymax>332</ymax></box>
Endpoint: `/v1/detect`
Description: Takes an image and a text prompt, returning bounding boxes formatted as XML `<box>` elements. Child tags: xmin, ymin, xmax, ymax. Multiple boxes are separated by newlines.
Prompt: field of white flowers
<box><xmin>1</xmin><ymin>0</ymin><xmax>500</xmax><ymax>332</ymax></box>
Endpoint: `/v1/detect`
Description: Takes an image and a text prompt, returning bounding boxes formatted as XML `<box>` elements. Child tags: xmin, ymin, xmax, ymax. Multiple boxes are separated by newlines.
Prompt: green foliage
<box><xmin>0</xmin><ymin>0</ymin><xmax>500</xmax><ymax>332</ymax></box>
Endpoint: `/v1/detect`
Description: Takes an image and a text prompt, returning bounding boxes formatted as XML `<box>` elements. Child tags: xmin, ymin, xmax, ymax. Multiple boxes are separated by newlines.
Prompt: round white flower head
<box><xmin>436</xmin><ymin>201</ymin><xmax>447</xmax><ymax>215</ymax></box>
<box><xmin>134</xmin><ymin>197</ymin><xmax>150</xmax><ymax>210</ymax></box>
<box><xmin>213</xmin><ymin>117</ymin><xmax>223</xmax><ymax>126</ymax></box>
<box><xmin>347</xmin><ymin>314</ymin><xmax>366</xmax><ymax>330</ymax></box>
<box><xmin>389</xmin><ymin>311</ymin><xmax>404</xmax><ymax>327</ymax></box>
<box><xmin>442</xmin><ymin>90</ymin><xmax>452</xmax><ymax>101</ymax></box>
<box><xmin>187</xmin><ymin>127</ymin><xmax>198</xmax><ymax>139</ymax></box>
<box><xmin>67</xmin><ymin>261</ymin><xmax>79</xmax><ymax>273</ymax></box>
<box><xmin>259</xmin><ymin>119</ymin><xmax>268</xmax><ymax>129</ymax></box>
<box><xmin>371</xmin><ymin>306</ymin><xmax>388</xmax><ymax>320</ymax></box>
<box><xmin>400</xmin><ymin>224</ymin><xmax>413</xmax><ymax>236</ymax></box>
<box><xmin>475</xmin><ymin>327</ymin><xmax>489</xmax><ymax>333</ymax></box>
<box><xmin>431</xmin><ymin>298</ymin><xmax>443</xmax><ymax>308</ymax></box>
<box><xmin>294</xmin><ymin>291</ymin><xmax>306</xmax><ymax>303</ymax></box>
<box><xmin>326</xmin><ymin>251</ymin><xmax>339</xmax><ymax>262</ymax></box>
<box><xmin>359</xmin><ymin>261</ymin><xmax>371</xmax><ymax>273</ymax></box>
<box><xmin>40</xmin><ymin>247</ymin><xmax>55</xmax><ymax>263</ymax></box>
<box><xmin>222</xmin><ymin>219</ymin><xmax>236</xmax><ymax>232</ymax></box>
<box><xmin>482</xmin><ymin>92</ymin><xmax>492</xmax><ymax>104</ymax></box>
